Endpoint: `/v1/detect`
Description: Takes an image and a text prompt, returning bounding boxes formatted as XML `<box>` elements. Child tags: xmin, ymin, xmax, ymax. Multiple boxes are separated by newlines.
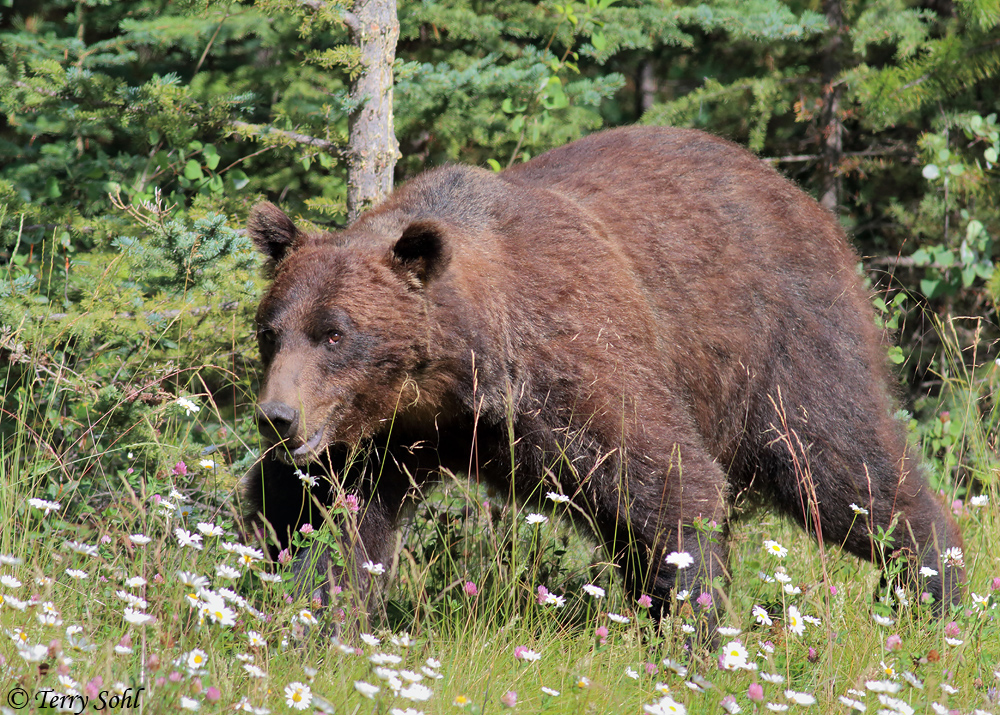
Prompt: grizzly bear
<box><xmin>241</xmin><ymin>125</ymin><xmax>963</xmax><ymax>626</ymax></box>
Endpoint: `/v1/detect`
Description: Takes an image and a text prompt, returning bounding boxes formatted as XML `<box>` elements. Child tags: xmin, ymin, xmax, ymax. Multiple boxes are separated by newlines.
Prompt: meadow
<box><xmin>1</xmin><ymin>301</ymin><xmax>998</xmax><ymax>715</ymax></box>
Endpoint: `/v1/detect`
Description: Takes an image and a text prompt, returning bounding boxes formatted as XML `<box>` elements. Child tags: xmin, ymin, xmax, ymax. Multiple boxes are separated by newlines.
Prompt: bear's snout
<box><xmin>256</xmin><ymin>400</ymin><xmax>300</xmax><ymax>444</ymax></box>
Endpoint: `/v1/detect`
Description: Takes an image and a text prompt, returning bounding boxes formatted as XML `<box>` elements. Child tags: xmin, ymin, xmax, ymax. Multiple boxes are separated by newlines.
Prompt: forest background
<box><xmin>0</xmin><ymin>0</ymin><xmax>999</xmax><ymax>713</ymax></box>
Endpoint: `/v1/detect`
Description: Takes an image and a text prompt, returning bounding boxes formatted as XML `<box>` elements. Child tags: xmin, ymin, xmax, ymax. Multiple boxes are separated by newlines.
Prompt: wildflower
<box><xmin>717</xmin><ymin>626</ymin><xmax>741</xmax><ymax>637</ymax></box>
<box><xmin>362</xmin><ymin>560</ymin><xmax>386</xmax><ymax>575</ymax></box>
<box><xmin>970</xmin><ymin>495</ymin><xmax>988</xmax><ymax>507</ymax></box>
<box><xmin>399</xmin><ymin>683</ymin><xmax>432</xmax><ymax>701</ymax></box>
<box><xmin>786</xmin><ymin>606</ymin><xmax>805</xmax><ymax>636</ymax></box>
<box><xmin>721</xmin><ymin>641</ymin><xmax>749</xmax><ymax>670</ymax></box>
<box><xmin>298</xmin><ymin>609</ymin><xmax>318</xmax><ymax>626</ymax></box>
<box><xmin>399</xmin><ymin>670</ymin><xmax>422</xmax><ymax>683</ymax></box>
<box><xmin>608</xmin><ymin>612</ymin><xmax>630</xmax><ymax>624</ymax></box>
<box><xmin>186</xmin><ymin>649</ymin><xmax>209</xmax><ymax>672</ymax></box>
<box><xmin>296</xmin><ymin>470</ymin><xmax>317</xmax><ymax>488</ymax></box>
<box><xmin>174</xmin><ymin>528</ymin><xmax>203</xmax><ymax>551</ymax></box>
<box><xmin>878</xmin><ymin>695</ymin><xmax>915</xmax><ymax>715</ymax></box>
<box><xmin>370</xmin><ymin>653</ymin><xmax>403</xmax><ymax>665</ymax></box>
<box><xmin>901</xmin><ymin>671</ymin><xmax>923</xmax><ymax>689</ymax></box>
<box><xmin>215</xmin><ymin>564</ymin><xmax>240</xmax><ymax>580</ymax></box>
<box><xmin>940</xmin><ymin>684</ymin><xmax>959</xmax><ymax>694</ymax></box>
<box><xmin>64</xmin><ymin>540</ymin><xmax>99</xmax><ymax>558</ymax></box>
<box><xmin>783</xmin><ymin>584</ymin><xmax>802</xmax><ymax>595</ymax></box>
<box><xmin>838</xmin><ymin>696</ymin><xmax>865</xmax><ymax>711</ymax></box>
<box><xmin>760</xmin><ymin>673</ymin><xmax>784</xmax><ymax>684</ymax></box>
<box><xmin>576</xmin><ymin>676</ymin><xmax>591</xmax><ymax>689</ymax></box>
<box><xmin>514</xmin><ymin>646</ymin><xmax>541</xmax><ymax>662</ymax></box>
<box><xmin>696</xmin><ymin>592</ymin><xmax>713</xmax><ymax>609</ymax></box>
<box><xmin>748</xmin><ymin>684</ymin><xmax>764</xmax><ymax>702</ymax></box>
<box><xmin>391</xmin><ymin>633</ymin><xmax>416</xmax><ymax>647</ymax></box>
<box><xmin>129</xmin><ymin>534</ymin><xmax>152</xmax><ymax>545</ymax></box>
<box><xmin>360</xmin><ymin>633</ymin><xmax>380</xmax><ymax>646</ymax></box>
<box><xmin>177</xmin><ymin>397</ymin><xmax>200</xmax><ymax>415</ymax></box>
<box><xmin>299</xmin><ymin>523</ymin><xmax>314</xmax><ymax>534</ymax></box>
<box><xmin>759</xmin><ymin>571</ymin><xmax>775</xmax><ymax>583</ymax></box>
<box><xmin>663</xmin><ymin>659</ymin><xmax>688</xmax><ymax>677</ymax></box>
<box><xmin>180</xmin><ymin>697</ymin><xmax>200</xmax><ymax>711</ymax></box>
<box><xmin>681</xmin><ymin>624</ymin><xmax>696</xmax><ymax>634</ymax></box>
<box><xmin>649</xmin><ymin>696</ymin><xmax>687</xmax><ymax>715</ymax></box>
<box><xmin>17</xmin><ymin>643</ymin><xmax>49</xmax><ymax>662</ymax></box>
<box><xmin>872</xmin><ymin>613</ymin><xmax>895</xmax><ymax>626</ymax></box>
<box><xmin>177</xmin><ymin>571</ymin><xmax>209</xmax><ymax>589</ymax></box>
<box><xmin>196</xmin><ymin>522</ymin><xmax>224</xmax><ymax>537</ymax></box>
<box><xmin>1</xmin><ymin>574</ymin><xmax>22</xmax><ymax>588</ymax></box>
<box><xmin>525</xmin><ymin>513</ymin><xmax>548</xmax><ymax>524</ymax></box>
<box><xmin>943</xmin><ymin>621</ymin><xmax>960</xmax><ymax>637</ymax></box>
<box><xmin>124</xmin><ymin>608</ymin><xmax>153</xmax><ymax>626</ymax></box>
<box><xmin>942</xmin><ymin>547</ymin><xmax>964</xmax><ymax>568</ymax></box>
<box><xmin>886</xmin><ymin>634</ymin><xmax>902</xmax><ymax>651</ymax></box>
<box><xmin>284</xmin><ymin>682</ymin><xmax>312</xmax><ymax>710</ymax></box>
<box><xmin>666</xmin><ymin>551</ymin><xmax>694</xmax><ymax>569</ymax></box>
<box><xmin>65</xmin><ymin>569</ymin><xmax>89</xmax><ymax>580</ymax></box>
<box><xmin>28</xmin><ymin>498</ymin><xmax>61</xmax><ymax>515</ymax></box>
<box><xmin>464</xmin><ymin>581</ymin><xmax>478</xmax><ymax>596</ymax></box>
<box><xmin>763</xmin><ymin>540</ymin><xmax>788</xmax><ymax>558</ymax></box>
<box><xmin>784</xmin><ymin>690</ymin><xmax>816</xmax><ymax>705</ymax></box>
<box><xmin>453</xmin><ymin>695</ymin><xmax>471</xmax><ymax>707</ymax></box>
<box><xmin>753</xmin><ymin>605</ymin><xmax>773</xmax><ymax>626</ymax></box>
<box><xmin>849</xmin><ymin>503</ymin><xmax>869</xmax><ymax>515</ymax></box>
<box><xmin>199</xmin><ymin>459</ymin><xmax>216</xmax><ymax>470</ymax></box>
<box><xmin>774</xmin><ymin>572</ymin><xmax>792</xmax><ymax>583</ymax></box>
<box><xmin>233</xmin><ymin>545</ymin><xmax>264</xmax><ymax>567</ymax></box>
<box><xmin>257</xmin><ymin>571</ymin><xmax>282</xmax><ymax>584</ymax></box>
<box><xmin>881</xmin><ymin>661</ymin><xmax>897</xmax><ymax>679</ymax></box>
<box><xmin>676</xmin><ymin>590</ymin><xmax>690</xmax><ymax>601</ymax></box>
<box><xmin>541</xmin><ymin>687</ymin><xmax>560</xmax><ymax>696</ymax></box>
<box><xmin>802</xmin><ymin>615</ymin><xmax>821</xmax><ymax>626</ymax></box>
<box><xmin>721</xmin><ymin>695</ymin><xmax>742</xmax><ymax>714</ymax></box>
<box><xmin>542</xmin><ymin>592</ymin><xmax>567</xmax><ymax>607</ymax></box>
<box><xmin>582</xmin><ymin>584</ymin><xmax>605</xmax><ymax>599</ymax></box>
<box><xmin>865</xmin><ymin>680</ymin><xmax>901</xmax><ymax>694</ymax></box>
<box><xmin>626</xmin><ymin>667</ymin><xmax>639</xmax><ymax>679</ymax></box>
<box><xmin>546</xmin><ymin>492</ymin><xmax>570</xmax><ymax>503</ymax></box>
<box><xmin>944</xmin><ymin>637</ymin><xmax>963</xmax><ymax>646</ymax></box>
<box><xmin>500</xmin><ymin>690</ymin><xmax>517</xmax><ymax>707</ymax></box>
<box><xmin>638</xmin><ymin>594</ymin><xmax>653</xmax><ymax>608</ymax></box>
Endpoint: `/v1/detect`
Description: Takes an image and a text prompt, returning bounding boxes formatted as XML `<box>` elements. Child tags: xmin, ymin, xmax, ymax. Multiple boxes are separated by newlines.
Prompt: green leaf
<box><xmin>184</xmin><ymin>160</ymin><xmax>203</xmax><ymax>181</ymax></box>
<box><xmin>920</xmin><ymin>278</ymin><xmax>941</xmax><ymax>297</ymax></box>
<box><xmin>887</xmin><ymin>345</ymin><xmax>904</xmax><ymax>364</ymax></box>
<box><xmin>985</xmin><ymin>147</ymin><xmax>998</xmax><ymax>163</ymax></box>
<box><xmin>591</xmin><ymin>31</ymin><xmax>607</xmax><ymax>51</ymax></box>
<box><xmin>230</xmin><ymin>170</ymin><xmax>249</xmax><ymax>190</ymax></box>
<box><xmin>486</xmin><ymin>158</ymin><xmax>502</xmax><ymax>172</ymax></box>
<box><xmin>45</xmin><ymin>176</ymin><xmax>61</xmax><ymax>198</ymax></box>
<box><xmin>203</xmin><ymin>145</ymin><xmax>220</xmax><ymax>170</ymax></box>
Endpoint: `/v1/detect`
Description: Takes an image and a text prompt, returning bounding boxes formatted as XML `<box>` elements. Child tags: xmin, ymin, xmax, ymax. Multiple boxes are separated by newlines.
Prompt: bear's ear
<box><xmin>248</xmin><ymin>202</ymin><xmax>298</xmax><ymax>266</ymax></box>
<box><xmin>388</xmin><ymin>219</ymin><xmax>451</xmax><ymax>287</ymax></box>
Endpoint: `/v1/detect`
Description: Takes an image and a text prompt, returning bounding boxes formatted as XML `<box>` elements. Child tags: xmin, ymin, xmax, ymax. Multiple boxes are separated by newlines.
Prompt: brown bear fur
<box><xmin>241</xmin><ymin>125</ymin><xmax>963</xmax><ymax>623</ymax></box>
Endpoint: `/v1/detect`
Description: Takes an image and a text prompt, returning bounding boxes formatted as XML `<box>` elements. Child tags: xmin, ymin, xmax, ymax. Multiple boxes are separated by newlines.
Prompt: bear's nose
<box><xmin>256</xmin><ymin>401</ymin><xmax>299</xmax><ymax>443</ymax></box>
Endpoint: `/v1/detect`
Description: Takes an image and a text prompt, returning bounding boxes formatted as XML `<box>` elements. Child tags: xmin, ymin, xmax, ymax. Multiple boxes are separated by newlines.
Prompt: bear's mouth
<box><xmin>273</xmin><ymin>427</ymin><xmax>326</xmax><ymax>466</ymax></box>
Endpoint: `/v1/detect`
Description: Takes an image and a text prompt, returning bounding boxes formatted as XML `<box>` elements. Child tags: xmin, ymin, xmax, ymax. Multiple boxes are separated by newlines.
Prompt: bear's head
<box><xmin>248</xmin><ymin>202</ymin><xmax>451</xmax><ymax>464</ymax></box>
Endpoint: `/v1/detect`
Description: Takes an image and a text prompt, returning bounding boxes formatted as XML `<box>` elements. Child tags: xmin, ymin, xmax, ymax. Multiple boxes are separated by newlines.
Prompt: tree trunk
<box><xmin>638</xmin><ymin>58</ymin><xmax>658</xmax><ymax>117</ymax></box>
<box><xmin>818</xmin><ymin>0</ymin><xmax>845</xmax><ymax>214</ymax></box>
<box><xmin>345</xmin><ymin>0</ymin><xmax>400</xmax><ymax>224</ymax></box>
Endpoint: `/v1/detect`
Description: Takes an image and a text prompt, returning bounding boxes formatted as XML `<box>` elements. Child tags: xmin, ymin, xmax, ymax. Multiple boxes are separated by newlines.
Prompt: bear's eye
<box><xmin>327</xmin><ymin>332</ymin><xmax>341</xmax><ymax>346</ymax></box>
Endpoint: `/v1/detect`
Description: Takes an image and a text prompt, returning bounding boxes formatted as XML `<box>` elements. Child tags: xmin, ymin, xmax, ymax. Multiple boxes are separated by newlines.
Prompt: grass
<box><xmin>1</xmin><ymin>273</ymin><xmax>998</xmax><ymax>714</ymax></box>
